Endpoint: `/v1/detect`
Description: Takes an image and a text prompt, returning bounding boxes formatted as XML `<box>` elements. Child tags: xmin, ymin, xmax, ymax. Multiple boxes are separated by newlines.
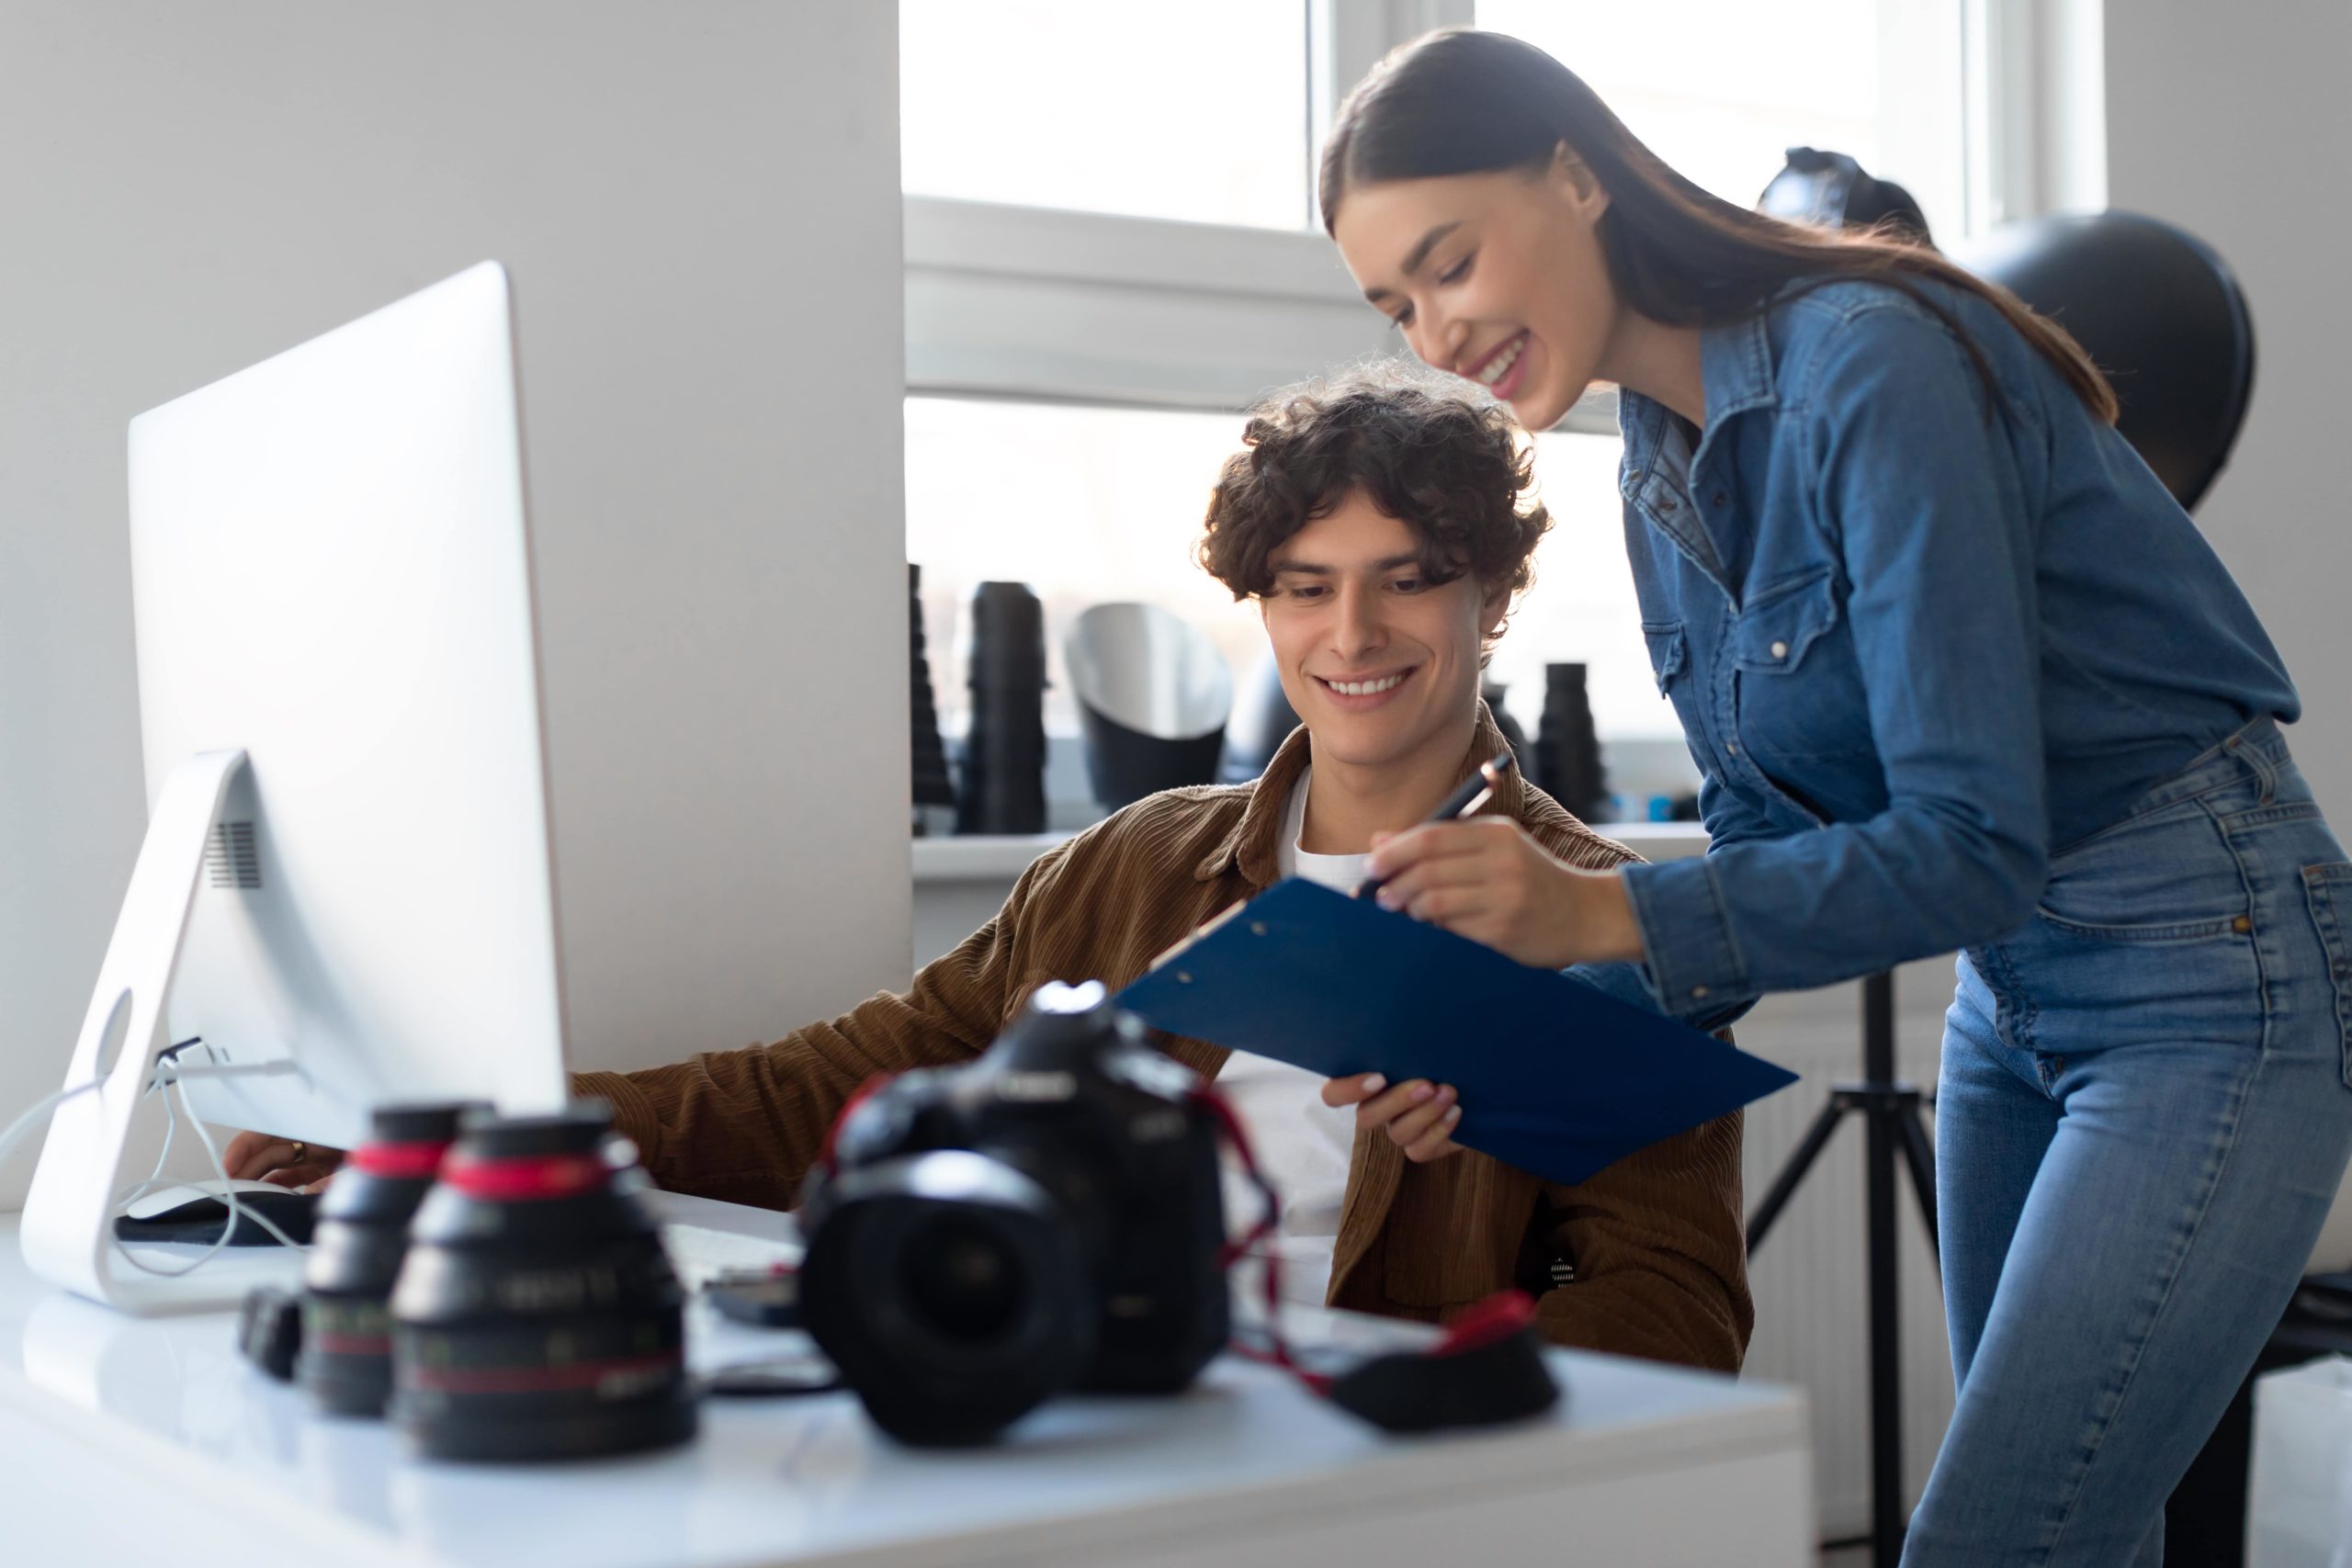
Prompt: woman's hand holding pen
<box><xmin>1363</xmin><ymin>817</ymin><xmax>1645</xmax><ymax>970</ymax></box>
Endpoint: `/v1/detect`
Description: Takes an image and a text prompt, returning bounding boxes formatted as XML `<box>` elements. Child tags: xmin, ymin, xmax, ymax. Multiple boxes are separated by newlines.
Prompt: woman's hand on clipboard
<box><xmin>1364</xmin><ymin>817</ymin><xmax>1643</xmax><ymax>970</ymax></box>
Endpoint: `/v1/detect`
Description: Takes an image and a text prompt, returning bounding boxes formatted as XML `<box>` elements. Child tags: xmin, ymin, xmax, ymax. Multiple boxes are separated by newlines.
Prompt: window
<box><xmin>906</xmin><ymin>397</ymin><xmax>1264</xmax><ymax>739</ymax></box>
<box><xmin>903</xmin><ymin>3</ymin><xmax>2012</xmax><ymax>818</ymax></box>
<box><xmin>907</xmin><ymin>400</ymin><xmax>1680</xmax><ymax>750</ymax></box>
<box><xmin>1489</xmin><ymin>432</ymin><xmax>1679</xmax><ymax>741</ymax></box>
<box><xmin>899</xmin><ymin>0</ymin><xmax>1313</xmax><ymax>231</ymax></box>
<box><xmin>1476</xmin><ymin>1</ymin><xmax>1889</xmax><ymax>219</ymax></box>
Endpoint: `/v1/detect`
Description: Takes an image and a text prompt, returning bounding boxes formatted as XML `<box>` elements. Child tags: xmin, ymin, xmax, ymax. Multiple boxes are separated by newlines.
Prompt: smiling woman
<box><xmin>1319</xmin><ymin>36</ymin><xmax>2110</xmax><ymax>436</ymax></box>
<box><xmin>1306</xmin><ymin>28</ymin><xmax>2351</xmax><ymax>1568</ymax></box>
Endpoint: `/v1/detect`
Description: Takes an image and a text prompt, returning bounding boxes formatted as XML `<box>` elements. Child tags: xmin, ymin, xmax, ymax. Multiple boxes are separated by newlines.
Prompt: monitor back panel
<box><xmin>126</xmin><ymin>263</ymin><xmax>568</xmax><ymax>1142</ymax></box>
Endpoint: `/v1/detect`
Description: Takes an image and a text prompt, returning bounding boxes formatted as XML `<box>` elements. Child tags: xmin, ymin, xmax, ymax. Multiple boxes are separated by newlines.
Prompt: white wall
<box><xmin>2105</xmin><ymin>0</ymin><xmax>2352</xmax><ymax>825</ymax></box>
<box><xmin>0</xmin><ymin>2</ymin><xmax>910</xmax><ymax>1206</ymax></box>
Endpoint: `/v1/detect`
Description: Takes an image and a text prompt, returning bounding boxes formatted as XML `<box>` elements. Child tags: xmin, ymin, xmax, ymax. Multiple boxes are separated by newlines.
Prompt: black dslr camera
<box><xmin>796</xmin><ymin>980</ymin><xmax>1230</xmax><ymax>1446</ymax></box>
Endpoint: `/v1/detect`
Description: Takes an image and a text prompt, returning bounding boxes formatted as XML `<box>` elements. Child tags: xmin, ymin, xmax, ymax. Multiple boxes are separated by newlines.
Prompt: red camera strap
<box><xmin>1189</xmin><ymin>1083</ymin><xmax>1557</xmax><ymax>1431</ymax></box>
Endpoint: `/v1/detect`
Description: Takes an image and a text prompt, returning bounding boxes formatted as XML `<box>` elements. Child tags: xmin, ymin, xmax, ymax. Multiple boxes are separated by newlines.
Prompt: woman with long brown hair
<box><xmin>1317</xmin><ymin>27</ymin><xmax>2352</xmax><ymax>1565</ymax></box>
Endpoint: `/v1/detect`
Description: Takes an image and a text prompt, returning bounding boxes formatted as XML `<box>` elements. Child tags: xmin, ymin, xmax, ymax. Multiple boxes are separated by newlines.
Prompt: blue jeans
<box><xmin>1905</xmin><ymin>717</ymin><xmax>2352</xmax><ymax>1566</ymax></box>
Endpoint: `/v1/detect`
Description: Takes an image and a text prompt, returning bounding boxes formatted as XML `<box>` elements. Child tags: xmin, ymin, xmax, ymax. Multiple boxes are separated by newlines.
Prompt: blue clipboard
<box><xmin>1116</xmin><ymin>877</ymin><xmax>1797</xmax><ymax>1188</ymax></box>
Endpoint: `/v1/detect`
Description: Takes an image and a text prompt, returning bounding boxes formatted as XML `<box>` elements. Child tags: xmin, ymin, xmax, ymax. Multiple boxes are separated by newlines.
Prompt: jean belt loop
<box><xmin>2227</xmin><ymin>728</ymin><xmax>2279</xmax><ymax>806</ymax></box>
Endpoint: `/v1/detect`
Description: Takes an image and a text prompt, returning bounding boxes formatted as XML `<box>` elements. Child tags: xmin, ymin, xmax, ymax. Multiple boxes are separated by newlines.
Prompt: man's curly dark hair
<box><xmin>1197</xmin><ymin>367</ymin><xmax>1551</xmax><ymax>654</ymax></box>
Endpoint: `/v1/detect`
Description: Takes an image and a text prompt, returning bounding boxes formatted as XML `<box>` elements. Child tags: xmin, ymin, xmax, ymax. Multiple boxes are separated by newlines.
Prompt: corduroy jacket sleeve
<box><xmin>573</xmin><ymin>839</ymin><xmax>1083</xmax><ymax>1210</ymax></box>
<box><xmin>1530</xmin><ymin>1111</ymin><xmax>1752</xmax><ymax>1371</ymax></box>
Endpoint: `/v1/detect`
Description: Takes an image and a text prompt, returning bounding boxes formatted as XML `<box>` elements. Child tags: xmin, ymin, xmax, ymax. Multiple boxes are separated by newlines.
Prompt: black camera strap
<box><xmin>1189</xmin><ymin>1088</ymin><xmax>1561</xmax><ymax>1435</ymax></box>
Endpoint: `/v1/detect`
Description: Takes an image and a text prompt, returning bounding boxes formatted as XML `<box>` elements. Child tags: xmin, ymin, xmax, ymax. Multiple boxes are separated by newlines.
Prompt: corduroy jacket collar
<box><xmin>1192</xmin><ymin>702</ymin><xmax>1523</xmax><ymax>887</ymax></box>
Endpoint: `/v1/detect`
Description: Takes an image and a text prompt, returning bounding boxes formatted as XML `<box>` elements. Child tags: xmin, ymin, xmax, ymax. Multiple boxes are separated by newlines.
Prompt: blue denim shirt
<box><xmin>1568</xmin><ymin>277</ymin><xmax>2298</xmax><ymax>1022</ymax></box>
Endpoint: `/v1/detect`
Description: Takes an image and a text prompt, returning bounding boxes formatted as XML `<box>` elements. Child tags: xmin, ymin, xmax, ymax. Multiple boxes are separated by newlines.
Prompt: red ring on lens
<box><xmin>347</xmin><ymin>1139</ymin><xmax>454</xmax><ymax>1180</ymax></box>
<box><xmin>442</xmin><ymin>1150</ymin><xmax>610</xmax><ymax>1201</ymax></box>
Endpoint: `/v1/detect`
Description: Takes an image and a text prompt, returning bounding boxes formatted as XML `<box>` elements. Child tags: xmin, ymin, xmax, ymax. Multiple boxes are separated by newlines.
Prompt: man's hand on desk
<box><xmin>1321</xmin><ymin>1072</ymin><xmax>1464</xmax><ymax>1164</ymax></box>
<box><xmin>220</xmin><ymin>1131</ymin><xmax>345</xmax><ymax>1191</ymax></box>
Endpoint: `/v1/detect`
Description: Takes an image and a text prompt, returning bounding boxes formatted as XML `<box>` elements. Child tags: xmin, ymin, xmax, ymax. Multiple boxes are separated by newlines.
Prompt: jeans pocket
<box><xmin>2036</xmin><ymin>805</ymin><xmax>2252</xmax><ymax>942</ymax></box>
<box><xmin>2299</xmin><ymin>862</ymin><xmax>2352</xmax><ymax>1089</ymax></box>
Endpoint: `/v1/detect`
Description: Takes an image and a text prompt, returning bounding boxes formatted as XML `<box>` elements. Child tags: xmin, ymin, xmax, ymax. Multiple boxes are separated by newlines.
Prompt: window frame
<box><xmin>898</xmin><ymin>0</ymin><xmax>2097</xmax><ymax>796</ymax></box>
<box><xmin>903</xmin><ymin>0</ymin><xmax>2078</xmax><ymax>423</ymax></box>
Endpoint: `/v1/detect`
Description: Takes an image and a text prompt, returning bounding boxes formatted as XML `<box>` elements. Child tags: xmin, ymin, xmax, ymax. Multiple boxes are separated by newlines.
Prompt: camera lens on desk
<box><xmin>388</xmin><ymin>1103</ymin><xmax>697</xmax><ymax>1461</ymax></box>
<box><xmin>300</xmin><ymin>1100</ymin><xmax>481</xmax><ymax>1416</ymax></box>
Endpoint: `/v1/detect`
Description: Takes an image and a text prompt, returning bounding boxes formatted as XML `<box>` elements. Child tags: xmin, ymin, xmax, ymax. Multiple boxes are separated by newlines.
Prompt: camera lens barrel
<box><xmin>300</xmin><ymin>1100</ymin><xmax>482</xmax><ymax>1416</ymax></box>
<box><xmin>388</xmin><ymin>1103</ymin><xmax>697</xmax><ymax>1461</ymax></box>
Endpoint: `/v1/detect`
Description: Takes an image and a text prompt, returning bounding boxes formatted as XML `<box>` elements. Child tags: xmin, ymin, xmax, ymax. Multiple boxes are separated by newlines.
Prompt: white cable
<box><xmin>0</xmin><ymin>1077</ymin><xmax>107</xmax><ymax>1171</ymax></box>
<box><xmin>107</xmin><ymin>1061</ymin><xmax>311</xmax><ymax>1277</ymax></box>
<box><xmin>178</xmin><ymin>1073</ymin><xmax>308</xmax><ymax>1247</ymax></box>
<box><xmin>0</xmin><ymin>1036</ymin><xmax>215</xmax><ymax>1175</ymax></box>
<box><xmin>5</xmin><ymin>1045</ymin><xmax>316</xmax><ymax>1279</ymax></box>
<box><xmin>108</xmin><ymin>1068</ymin><xmax>186</xmax><ymax>1210</ymax></box>
<box><xmin>116</xmin><ymin>1043</ymin><xmax>205</xmax><ymax>1194</ymax></box>
<box><xmin>108</xmin><ymin>1055</ymin><xmax>294</xmax><ymax>1211</ymax></box>
<box><xmin>106</xmin><ymin>1069</ymin><xmax>245</xmax><ymax>1279</ymax></box>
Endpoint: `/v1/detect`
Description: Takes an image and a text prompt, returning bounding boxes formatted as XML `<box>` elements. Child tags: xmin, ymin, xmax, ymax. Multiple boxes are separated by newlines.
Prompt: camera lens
<box><xmin>388</xmin><ymin>1103</ymin><xmax>696</xmax><ymax>1461</ymax></box>
<box><xmin>899</xmin><ymin>1213</ymin><xmax>1028</xmax><ymax>1345</ymax></box>
<box><xmin>800</xmin><ymin>1149</ymin><xmax>1093</xmax><ymax>1446</ymax></box>
<box><xmin>300</xmin><ymin>1100</ymin><xmax>481</xmax><ymax>1416</ymax></box>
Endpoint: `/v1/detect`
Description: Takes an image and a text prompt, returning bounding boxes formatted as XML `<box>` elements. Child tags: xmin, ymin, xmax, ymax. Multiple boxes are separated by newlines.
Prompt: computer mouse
<box><xmin>114</xmin><ymin>1181</ymin><xmax>319</xmax><ymax>1247</ymax></box>
<box><xmin>122</xmin><ymin>1179</ymin><xmax>300</xmax><ymax>1219</ymax></box>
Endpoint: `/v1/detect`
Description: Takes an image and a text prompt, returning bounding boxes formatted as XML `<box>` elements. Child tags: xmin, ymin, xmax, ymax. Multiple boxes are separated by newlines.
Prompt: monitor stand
<box><xmin>19</xmin><ymin>749</ymin><xmax>301</xmax><ymax>1314</ymax></box>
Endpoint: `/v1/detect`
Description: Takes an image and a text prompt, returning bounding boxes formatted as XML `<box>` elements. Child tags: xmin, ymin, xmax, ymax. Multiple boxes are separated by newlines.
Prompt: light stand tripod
<box><xmin>1746</xmin><ymin>971</ymin><xmax>1939</xmax><ymax>1568</ymax></box>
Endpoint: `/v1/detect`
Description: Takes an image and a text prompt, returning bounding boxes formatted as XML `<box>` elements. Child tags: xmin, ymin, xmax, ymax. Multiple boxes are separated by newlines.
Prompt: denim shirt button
<box><xmin>1690</xmin><ymin>985</ymin><xmax>1712</xmax><ymax>1000</ymax></box>
<box><xmin>1770</xmin><ymin>640</ymin><xmax>1789</xmax><ymax>660</ymax></box>
<box><xmin>1726</xmin><ymin>741</ymin><xmax>1740</xmax><ymax>755</ymax></box>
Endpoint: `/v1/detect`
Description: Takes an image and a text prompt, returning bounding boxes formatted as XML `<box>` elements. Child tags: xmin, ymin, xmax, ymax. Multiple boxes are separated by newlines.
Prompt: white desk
<box><xmin>0</xmin><ymin>1193</ymin><xmax>1814</xmax><ymax>1567</ymax></box>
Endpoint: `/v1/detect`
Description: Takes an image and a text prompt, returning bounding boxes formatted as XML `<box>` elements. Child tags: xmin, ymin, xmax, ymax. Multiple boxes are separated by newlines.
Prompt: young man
<box><xmin>233</xmin><ymin>373</ymin><xmax>1751</xmax><ymax>1371</ymax></box>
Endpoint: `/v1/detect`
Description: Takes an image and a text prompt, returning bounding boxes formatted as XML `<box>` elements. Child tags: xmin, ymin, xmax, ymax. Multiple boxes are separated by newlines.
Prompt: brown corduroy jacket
<box><xmin>576</xmin><ymin>709</ymin><xmax>1754</xmax><ymax>1372</ymax></box>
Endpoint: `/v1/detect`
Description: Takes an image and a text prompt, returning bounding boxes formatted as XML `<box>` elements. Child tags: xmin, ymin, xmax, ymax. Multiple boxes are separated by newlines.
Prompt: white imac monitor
<box><xmin>22</xmin><ymin>262</ymin><xmax>570</xmax><ymax>1311</ymax></box>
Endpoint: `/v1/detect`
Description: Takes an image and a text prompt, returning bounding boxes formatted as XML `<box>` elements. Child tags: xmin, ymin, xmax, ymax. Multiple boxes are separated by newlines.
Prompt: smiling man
<box><xmin>230</xmin><ymin>370</ymin><xmax>1752</xmax><ymax>1371</ymax></box>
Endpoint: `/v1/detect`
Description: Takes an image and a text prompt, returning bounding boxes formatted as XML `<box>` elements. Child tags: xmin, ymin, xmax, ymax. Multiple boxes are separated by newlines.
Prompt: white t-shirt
<box><xmin>1215</xmin><ymin>770</ymin><xmax>1366</xmax><ymax>1305</ymax></box>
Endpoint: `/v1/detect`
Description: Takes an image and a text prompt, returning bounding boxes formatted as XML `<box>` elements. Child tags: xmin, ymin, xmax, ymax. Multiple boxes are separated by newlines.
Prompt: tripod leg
<box><xmin>1867</xmin><ymin>1091</ymin><xmax>1904</xmax><ymax>1567</ymax></box>
<box><xmin>1897</xmin><ymin>1109</ymin><xmax>1939</xmax><ymax>1262</ymax></box>
<box><xmin>1747</xmin><ymin>1099</ymin><xmax>1848</xmax><ymax>1254</ymax></box>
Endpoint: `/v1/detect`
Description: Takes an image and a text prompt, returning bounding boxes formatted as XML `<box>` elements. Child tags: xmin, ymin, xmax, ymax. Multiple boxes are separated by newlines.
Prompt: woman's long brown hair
<box><xmin>1321</xmin><ymin>28</ymin><xmax>2118</xmax><ymax>422</ymax></box>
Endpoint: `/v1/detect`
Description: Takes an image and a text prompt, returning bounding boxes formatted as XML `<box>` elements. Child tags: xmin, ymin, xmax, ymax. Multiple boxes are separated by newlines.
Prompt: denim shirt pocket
<box><xmin>1642</xmin><ymin>621</ymin><xmax>1689</xmax><ymax>694</ymax></box>
<box><xmin>1727</xmin><ymin>569</ymin><xmax>1874</xmax><ymax>765</ymax></box>
<box><xmin>1730</xmin><ymin>567</ymin><xmax>1841</xmax><ymax>674</ymax></box>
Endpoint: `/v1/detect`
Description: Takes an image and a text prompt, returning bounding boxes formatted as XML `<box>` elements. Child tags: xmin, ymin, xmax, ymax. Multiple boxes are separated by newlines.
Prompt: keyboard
<box><xmin>660</xmin><ymin>1222</ymin><xmax>802</xmax><ymax>1292</ymax></box>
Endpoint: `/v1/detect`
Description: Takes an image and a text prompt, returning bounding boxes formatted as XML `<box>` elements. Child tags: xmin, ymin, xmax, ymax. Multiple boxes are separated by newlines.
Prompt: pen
<box><xmin>1354</xmin><ymin>750</ymin><xmax>1518</xmax><ymax>902</ymax></box>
